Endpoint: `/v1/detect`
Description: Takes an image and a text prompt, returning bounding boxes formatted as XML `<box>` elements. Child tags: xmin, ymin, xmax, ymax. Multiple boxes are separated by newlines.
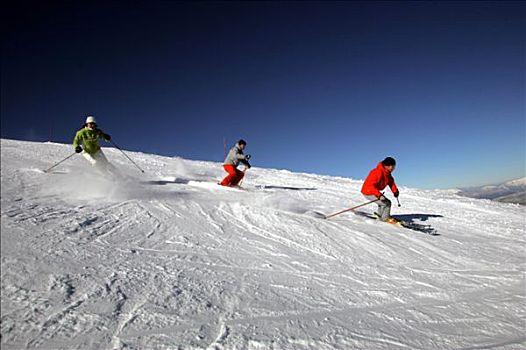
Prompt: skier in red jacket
<box><xmin>361</xmin><ymin>157</ymin><xmax>400</xmax><ymax>224</ymax></box>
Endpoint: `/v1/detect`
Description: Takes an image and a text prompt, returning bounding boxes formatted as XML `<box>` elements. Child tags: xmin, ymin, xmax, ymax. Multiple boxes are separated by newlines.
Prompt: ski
<box><xmin>395</xmin><ymin>220</ymin><xmax>439</xmax><ymax>235</ymax></box>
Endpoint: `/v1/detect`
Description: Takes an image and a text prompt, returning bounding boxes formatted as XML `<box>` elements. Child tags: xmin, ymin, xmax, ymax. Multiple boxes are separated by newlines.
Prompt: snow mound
<box><xmin>1</xmin><ymin>139</ymin><xmax>525</xmax><ymax>350</ymax></box>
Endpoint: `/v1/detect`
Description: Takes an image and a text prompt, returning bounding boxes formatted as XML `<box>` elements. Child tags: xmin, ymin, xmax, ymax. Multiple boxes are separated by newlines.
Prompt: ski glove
<box><xmin>393</xmin><ymin>191</ymin><xmax>400</xmax><ymax>198</ymax></box>
<box><xmin>103</xmin><ymin>133</ymin><xmax>111</xmax><ymax>141</ymax></box>
<box><xmin>75</xmin><ymin>146</ymin><xmax>83</xmax><ymax>153</ymax></box>
<box><xmin>245</xmin><ymin>154</ymin><xmax>251</xmax><ymax>160</ymax></box>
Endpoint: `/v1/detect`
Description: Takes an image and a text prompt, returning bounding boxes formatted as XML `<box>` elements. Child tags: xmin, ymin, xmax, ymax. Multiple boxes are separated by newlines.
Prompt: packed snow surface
<box><xmin>1</xmin><ymin>139</ymin><xmax>525</xmax><ymax>350</ymax></box>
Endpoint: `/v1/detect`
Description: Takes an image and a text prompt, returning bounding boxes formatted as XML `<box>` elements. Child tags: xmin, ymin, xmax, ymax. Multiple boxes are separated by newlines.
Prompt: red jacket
<box><xmin>361</xmin><ymin>162</ymin><xmax>399</xmax><ymax>198</ymax></box>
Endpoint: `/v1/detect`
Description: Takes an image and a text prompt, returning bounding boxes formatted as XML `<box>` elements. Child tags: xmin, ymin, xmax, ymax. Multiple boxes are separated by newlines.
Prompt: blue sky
<box><xmin>1</xmin><ymin>1</ymin><xmax>524</xmax><ymax>189</ymax></box>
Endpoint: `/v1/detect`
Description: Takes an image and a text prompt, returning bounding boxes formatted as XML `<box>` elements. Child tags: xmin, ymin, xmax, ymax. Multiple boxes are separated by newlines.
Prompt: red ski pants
<box><xmin>220</xmin><ymin>164</ymin><xmax>244</xmax><ymax>186</ymax></box>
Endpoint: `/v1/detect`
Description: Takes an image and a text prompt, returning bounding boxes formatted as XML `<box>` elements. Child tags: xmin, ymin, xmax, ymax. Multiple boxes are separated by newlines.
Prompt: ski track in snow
<box><xmin>1</xmin><ymin>139</ymin><xmax>525</xmax><ymax>350</ymax></box>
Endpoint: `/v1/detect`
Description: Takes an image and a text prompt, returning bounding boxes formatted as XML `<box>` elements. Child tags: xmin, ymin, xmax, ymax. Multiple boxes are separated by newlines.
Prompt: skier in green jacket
<box><xmin>73</xmin><ymin>116</ymin><xmax>116</xmax><ymax>175</ymax></box>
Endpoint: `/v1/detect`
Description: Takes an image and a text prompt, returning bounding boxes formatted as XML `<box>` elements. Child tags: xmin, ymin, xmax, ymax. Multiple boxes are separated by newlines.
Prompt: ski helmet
<box><xmin>85</xmin><ymin>116</ymin><xmax>97</xmax><ymax>124</ymax></box>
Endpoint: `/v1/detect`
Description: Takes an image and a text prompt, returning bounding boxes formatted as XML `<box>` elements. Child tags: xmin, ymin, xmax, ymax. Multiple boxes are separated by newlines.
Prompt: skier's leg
<box><xmin>83</xmin><ymin>150</ymin><xmax>112</xmax><ymax>177</ymax></box>
<box><xmin>230</xmin><ymin>169</ymin><xmax>245</xmax><ymax>186</ymax></box>
<box><xmin>364</xmin><ymin>195</ymin><xmax>380</xmax><ymax>217</ymax></box>
<box><xmin>377</xmin><ymin>197</ymin><xmax>392</xmax><ymax>221</ymax></box>
<box><xmin>82</xmin><ymin>152</ymin><xmax>98</xmax><ymax>166</ymax></box>
<box><xmin>364</xmin><ymin>195</ymin><xmax>391</xmax><ymax>221</ymax></box>
<box><xmin>220</xmin><ymin>165</ymin><xmax>237</xmax><ymax>186</ymax></box>
<box><xmin>96</xmin><ymin>150</ymin><xmax>122</xmax><ymax>178</ymax></box>
<box><xmin>92</xmin><ymin>150</ymin><xmax>111</xmax><ymax>173</ymax></box>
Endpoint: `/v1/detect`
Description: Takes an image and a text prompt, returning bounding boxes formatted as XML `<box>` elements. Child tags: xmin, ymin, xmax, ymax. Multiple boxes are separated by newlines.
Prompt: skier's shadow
<box><xmin>394</xmin><ymin>214</ymin><xmax>443</xmax><ymax>222</ymax></box>
<box><xmin>142</xmin><ymin>178</ymin><xmax>191</xmax><ymax>185</ymax></box>
<box><xmin>394</xmin><ymin>214</ymin><xmax>443</xmax><ymax>236</ymax></box>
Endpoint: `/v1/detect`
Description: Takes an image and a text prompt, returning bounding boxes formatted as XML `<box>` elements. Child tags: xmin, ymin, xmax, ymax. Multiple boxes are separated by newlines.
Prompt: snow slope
<box><xmin>1</xmin><ymin>139</ymin><xmax>525</xmax><ymax>350</ymax></box>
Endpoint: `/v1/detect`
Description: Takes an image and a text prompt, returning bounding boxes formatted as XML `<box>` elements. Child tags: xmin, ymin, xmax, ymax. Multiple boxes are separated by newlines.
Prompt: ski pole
<box><xmin>325</xmin><ymin>198</ymin><xmax>381</xmax><ymax>219</ymax></box>
<box><xmin>44</xmin><ymin>152</ymin><xmax>77</xmax><ymax>173</ymax></box>
<box><xmin>239</xmin><ymin>167</ymin><xmax>248</xmax><ymax>186</ymax></box>
<box><xmin>110</xmin><ymin>140</ymin><xmax>145</xmax><ymax>173</ymax></box>
<box><xmin>396</xmin><ymin>197</ymin><xmax>401</xmax><ymax>207</ymax></box>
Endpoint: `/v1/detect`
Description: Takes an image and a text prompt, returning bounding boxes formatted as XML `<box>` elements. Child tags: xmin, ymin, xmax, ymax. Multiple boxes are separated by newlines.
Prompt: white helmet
<box><xmin>85</xmin><ymin>116</ymin><xmax>97</xmax><ymax>124</ymax></box>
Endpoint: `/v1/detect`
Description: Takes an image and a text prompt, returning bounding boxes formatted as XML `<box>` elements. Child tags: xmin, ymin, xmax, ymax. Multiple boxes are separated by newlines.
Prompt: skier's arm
<box><xmin>369</xmin><ymin>171</ymin><xmax>383</xmax><ymax>198</ymax></box>
<box><xmin>389</xmin><ymin>176</ymin><xmax>399</xmax><ymax>196</ymax></box>
<box><xmin>72</xmin><ymin>131</ymin><xmax>82</xmax><ymax>149</ymax></box>
<box><xmin>96</xmin><ymin>129</ymin><xmax>111</xmax><ymax>141</ymax></box>
<box><xmin>240</xmin><ymin>154</ymin><xmax>251</xmax><ymax>168</ymax></box>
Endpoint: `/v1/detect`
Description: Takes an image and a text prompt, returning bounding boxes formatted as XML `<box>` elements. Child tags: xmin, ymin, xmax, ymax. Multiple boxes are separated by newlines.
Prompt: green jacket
<box><xmin>73</xmin><ymin>128</ymin><xmax>108</xmax><ymax>154</ymax></box>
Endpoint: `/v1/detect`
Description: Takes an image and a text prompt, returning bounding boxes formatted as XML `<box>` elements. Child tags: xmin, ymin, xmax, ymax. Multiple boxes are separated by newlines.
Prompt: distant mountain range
<box><xmin>458</xmin><ymin>177</ymin><xmax>526</xmax><ymax>205</ymax></box>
